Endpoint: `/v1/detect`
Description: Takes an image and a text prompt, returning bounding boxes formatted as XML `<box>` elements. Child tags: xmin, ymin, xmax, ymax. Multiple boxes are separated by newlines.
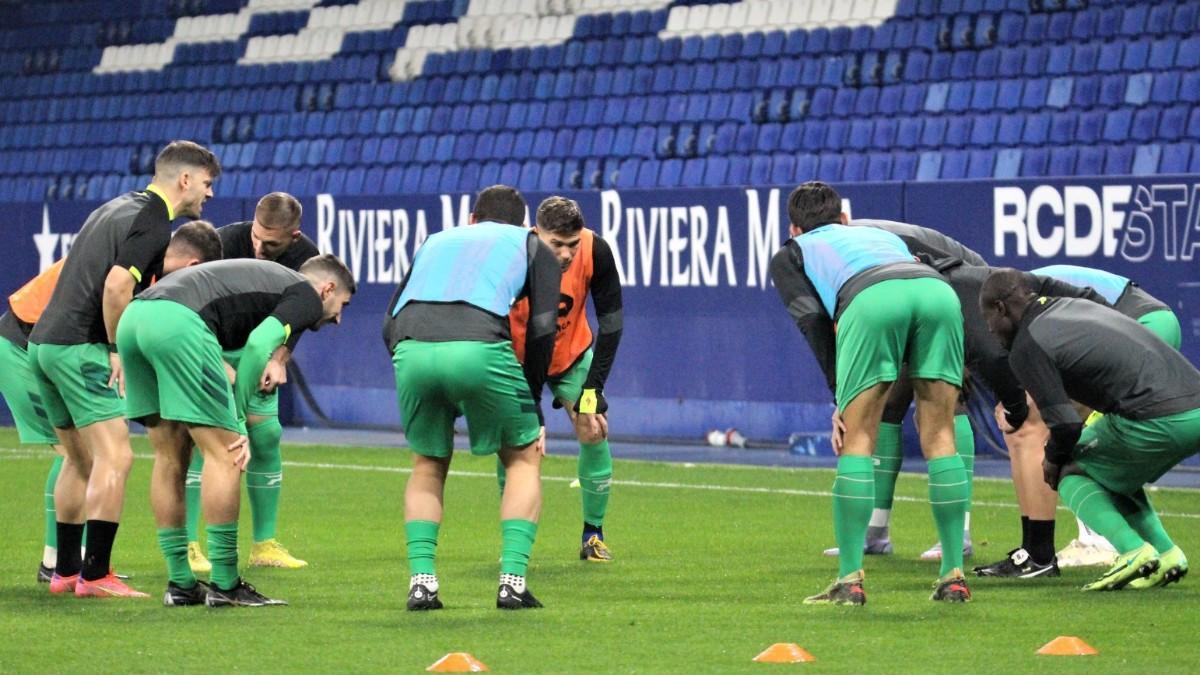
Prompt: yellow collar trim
<box><xmin>145</xmin><ymin>184</ymin><xmax>175</xmax><ymax>221</ymax></box>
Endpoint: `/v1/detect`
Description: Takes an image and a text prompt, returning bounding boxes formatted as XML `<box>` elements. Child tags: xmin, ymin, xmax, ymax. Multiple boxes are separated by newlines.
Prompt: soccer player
<box><xmin>0</xmin><ymin>260</ymin><xmax>68</xmax><ymax>582</ymax></box>
<box><xmin>770</xmin><ymin>182</ymin><xmax>970</xmax><ymax>605</ymax></box>
<box><xmin>184</xmin><ymin>192</ymin><xmax>319</xmax><ymax>572</ymax></box>
<box><xmin>978</xmin><ymin>264</ymin><xmax>1181</xmax><ymax>573</ymax></box>
<box><xmin>822</xmin><ymin>219</ymin><xmax>987</xmax><ymax>562</ymax></box>
<box><xmin>118</xmin><ymin>254</ymin><xmax>354</xmax><ymax>607</ymax></box>
<box><xmin>384</xmin><ymin>185</ymin><xmax>560</xmax><ymax>611</ymax></box>
<box><xmin>29</xmin><ymin>140</ymin><xmax>219</xmax><ymax>598</ymax></box>
<box><xmin>506</xmin><ymin>196</ymin><xmax>623</xmax><ymax>562</ymax></box>
<box><xmin>980</xmin><ymin>269</ymin><xmax>1196</xmax><ymax>590</ymax></box>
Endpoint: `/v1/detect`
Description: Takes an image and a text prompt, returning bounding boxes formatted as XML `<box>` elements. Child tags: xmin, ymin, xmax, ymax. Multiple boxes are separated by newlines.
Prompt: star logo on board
<box><xmin>33</xmin><ymin>205</ymin><xmax>59</xmax><ymax>272</ymax></box>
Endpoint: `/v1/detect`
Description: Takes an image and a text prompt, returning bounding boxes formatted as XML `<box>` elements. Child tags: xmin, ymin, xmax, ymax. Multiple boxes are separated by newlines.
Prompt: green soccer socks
<box><xmin>185</xmin><ymin>451</ymin><xmax>203</xmax><ymax>542</ymax></box>
<box><xmin>833</xmin><ymin>455</ymin><xmax>875</xmax><ymax>577</ymax></box>
<box><xmin>954</xmin><ymin>414</ymin><xmax>975</xmax><ymax>521</ymax></box>
<box><xmin>157</xmin><ymin>526</ymin><xmax>196</xmax><ymax>588</ymax></box>
<box><xmin>500</xmin><ymin>519</ymin><xmax>538</xmax><ymax>577</ymax></box>
<box><xmin>206</xmin><ymin>522</ymin><xmax>240</xmax><ymax>591</ymax></box>
<box><xmin>578</xmin><ymin>439</ymin><xmax>612</xmax><ymax>530</ymax></box>
<box><xmin>1060</xmin><ymin>475</ymin><xmax>1147</xmax><ymax>553</ymax></box>
<box><xmin>44</xmin><ymin>456</ymin><xmax>63</xmax><ymax>562</ymax></box>
<box><xmin>406</xmin><ymin>520</ymin><xmax>440</xmax><ymax>576</ymax></box>
<box><xmin>246</xmin><ymin>418</ymin><xmax>283</xmax><ymax>543</ymax></box>
<box><xmin>927</xmin><ymin>455</ymin><xmax>969</xmax><ymax>576</ymax></box>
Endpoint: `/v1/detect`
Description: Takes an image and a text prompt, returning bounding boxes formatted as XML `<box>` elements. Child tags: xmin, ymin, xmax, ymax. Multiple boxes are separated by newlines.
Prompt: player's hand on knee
<box><xmin>223</xmin><ymin>360</ymin><xmax>237</xmax><ymax>385</ymax></box>
<box><xmin>830</xmin><ymin>409</ymin><xmax>846</xmax><ymax>455</ymax></box>
<box><xmin>108</xmin><ymin>352</ymin><xmax>125</xmax><ymax>397</ymax></box>
<box><xmin>228</xmin><ymin>434</ymin><xmax>251</xmax><ymax>471</ymax></box>
<box><xmin>574</xmin><ymin>388</ymin><xmax>607</xmax><ymax>415</ymax></box>
<box><xmin>534</xmin><ymin>426</ymin><xmax>547</xmax><ymax>456</ymax></box>
<box><xmin>259</xmin><ymin>360</ymin><xmax>287</xmax><ymax>393</ymax></box>
<box><xmin>1041</xmin><ymin>458</ymin><xmax>1063</xmax><ymax>491</ymax></box>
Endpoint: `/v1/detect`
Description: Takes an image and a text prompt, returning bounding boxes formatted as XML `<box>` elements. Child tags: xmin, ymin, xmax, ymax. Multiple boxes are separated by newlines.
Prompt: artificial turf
<box><xmin>0</xmin><ymin>427</ymin><xmax>1196</xmax><ymax>673</ymax></box>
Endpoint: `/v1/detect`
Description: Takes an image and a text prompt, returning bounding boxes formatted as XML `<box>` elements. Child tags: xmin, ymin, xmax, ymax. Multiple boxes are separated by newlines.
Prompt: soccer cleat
<box><xmin>803</xmin><ymin>570</ymin><xmax>866</xmax><ymax>606</ymax></box>
<box><xmin>579</xmin><ymin>534</ymin><xmax>613</xmax><ymax>562</ymax></box>
<box><xmin>496</xmin><ymin>583</ymin><xmax>543</xmax><ymax>609</ymax></box>
<box><xmin>37</xmin><ymin>564</ymin><xmax>53</xmax><ymax>584</ymax></box>
<box><xmin>1056</xmin><ymin>538</ymin><xmax>1119</xmax><ymax>568</ymax></box>
<box><xmin>188</xmin><ymin>542</ymin><xmax>212</xmax><ymax>574</ymax></box>
<box><xmin>205</xmin><ymin>579</ymin><xmax>287</xmax><ymax>607</ymax></box>
<box><xmin>918</xmin><ymin>537</ymin><xmax>974</xmax><ymax>562</ymax></box>
<box><xmin>75</xmin><ymin>573</ymin><xmax>150</xmax><ymax>598</ymax></box>
<box><xmin>822</xmin><ymin>538</ymin><xmax>893</xmax><ymax>557</ymax></box>
<box><xmin>48</xmin><ymin>573</ymin><xmax>79</xmax><ymax>594</ymax></box>
<box><xmin>407</xmin><ymin>584</ymin><xmax>443</xmax><ymax>611</ymax></box>
<box><xmin>163</xmin><ymin>580</ymin><xmax>211</xmax><ymax>607</ymax></box>
<box><xmin>972</xmin><ymin>548</ymin><xmax>1060</xmax><ymax>578</ymax></box>
<box><xmin>249</xmin><ymin>539</ymin><xmax>308</xmax><ymax>569</ymax></box>
<box><xmin>1128</xmin><ymin>546</ymin><xmax>1188</xmax><ymax>590</ymax></box>
<box><xmin>930</xmin><ymin>570</ymin><xmax>972</xmax><ymax>602</ymax></box>
<box><xmin>1082</xmin><ymin>542</ymin><xmax>1160</xmax><ymax>591</ymax></box>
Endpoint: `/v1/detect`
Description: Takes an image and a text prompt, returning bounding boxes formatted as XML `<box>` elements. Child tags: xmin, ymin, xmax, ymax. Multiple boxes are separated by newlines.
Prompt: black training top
<box><xmin>218</xmin><ymin>221</ymin><xmax>320</xmax><ymax>271</ymax></box>
<box><xmin>582</xmin><ymin>235</ymin><xmax>623</xmax><ymax>391</ymax></box>
<box><xmin>853</xmin><ymin>219</ymin><xmax>988</xmax><ymax>267</ymax></box>
<box><xmin>31</xmin><ymin>189</ymin><xmax>172</xmax><ymax>345</ymax></box>
<box><xmin>1008</xmin><ymin>297</ymin><xmax>1200</xmax><ymax>462</ymax></box>
<box><xmin>137</xmin><ymin>259</ymin><xmax>323</xmax><ymax>351</ymax></box>
<box><xmin>0</xmin><ymin>309</ymin><xmax>32</xmax><ymax>350</ymax></box>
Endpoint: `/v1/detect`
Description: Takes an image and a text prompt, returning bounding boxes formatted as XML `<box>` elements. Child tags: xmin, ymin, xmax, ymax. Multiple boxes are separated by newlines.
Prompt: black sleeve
<box><xmin>381</xmin><ymin>265</ymin><xmax>412</xmax><ymax>351</ymax></box>
<box><xmin>583</xmin><ymin>236</ymin><xmax>623</xmax><ymax>391</ymax></box>
<box><xmin>769</xmin><ymin>243</ymin><xmax>836</xmax><ymax>394</ymax></box>
<box><xmin>270</xmin><ymin>282</ymin><xmax>325</xmax><ymax>347</ymax></box>
<box><xmin>522</xmin><ymin>234</ymin><xmax>562</xmax><ymax>424</ymax></box>
<box><xmin>1027</xmin><ymin>273</ymin><xmax>1111</xmax><ymax>307</ymax></box>
<box><xmin>217</xmin><ymin>222</ymin><xmax>252</xmax><ymax>259</ymax></box>
<box><xmin>113</xmin><ymin>207</ymin><xmax>171</xmax><ymax>284</ymax></box>
<box><xmin>970</xmin><ymin>334</ymin><xmax>1027</xmax><ymax>415</ymax></box>
<box><xmin>1008</xmin><ymin>331</ymin><xmax>1082</xmax><ymax>463</ymax></box>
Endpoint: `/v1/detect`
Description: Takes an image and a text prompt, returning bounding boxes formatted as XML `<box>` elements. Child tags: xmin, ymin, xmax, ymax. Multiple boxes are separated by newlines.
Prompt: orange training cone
<box><xmin>427</xmin><ymin>652</ymin><xmax>490</xmax><ymax>672</ymax></box>
<box><xmin>753</xmin><ymin>643</ymin><xmax>817</xmax><ymax>663</ymax></box>
<box><xmin>1037</xmin><ymin>636</ymin><xmax>1099</xmax><ymax>656</ymax></box>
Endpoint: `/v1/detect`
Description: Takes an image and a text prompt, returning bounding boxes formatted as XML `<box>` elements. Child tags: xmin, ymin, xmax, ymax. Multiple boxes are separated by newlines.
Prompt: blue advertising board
<box><xmin>1</xmin><ymin>175</ymin><xmax>1197</xmax><ymax>447</ymax></box>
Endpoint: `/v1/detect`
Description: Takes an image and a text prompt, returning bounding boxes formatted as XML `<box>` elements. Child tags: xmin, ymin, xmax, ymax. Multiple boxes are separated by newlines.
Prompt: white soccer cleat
<box><xmin>1056</xmin><ymin>538</ymin><xmax>1119</xmax><ymax>568</ymax></box>
<box><xmin>919</xmin><ymin>537</ymin><xmax>973</xmax><ymax>562</ymax></box>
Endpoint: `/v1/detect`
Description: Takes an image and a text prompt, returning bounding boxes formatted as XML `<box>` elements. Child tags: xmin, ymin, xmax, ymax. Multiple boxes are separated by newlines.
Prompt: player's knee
<box><xmin>576</xmin><ymin>425</ymin><xmax>605</xmax><ymax>444</ymax></box>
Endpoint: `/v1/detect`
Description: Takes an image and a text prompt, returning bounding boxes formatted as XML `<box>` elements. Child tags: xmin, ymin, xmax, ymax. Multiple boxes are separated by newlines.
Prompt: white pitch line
<box><xmin>3</xmin><ymin>449</ymin><xmax>1199</xmax><ymax>520</ymax></box>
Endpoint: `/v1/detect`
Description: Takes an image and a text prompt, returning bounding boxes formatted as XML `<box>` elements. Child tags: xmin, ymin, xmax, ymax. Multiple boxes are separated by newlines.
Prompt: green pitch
<box><xmin>0</xmin><ymin>427</ymin><xmax>1197</xmax><ymax>673</ymax></box>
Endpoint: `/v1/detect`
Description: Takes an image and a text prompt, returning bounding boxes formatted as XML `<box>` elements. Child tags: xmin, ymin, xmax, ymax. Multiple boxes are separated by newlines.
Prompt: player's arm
<box><xmin>1025</xmin><ymin>272</ymin><xmax>1110</xmax><ymax>306</ymax></box>
<box><xmin>522</xmin><ymin>234</ymin><xmax>562</xmax><ymax>424</ymax></box>
<box><xmin>579</xmin><ymin>236</ymin><xmax>623</xmax><ymax>414</ymax></box>
<box><xmin>769</xmin><ymin>243</ymin><xmax>837</xmax><ymax>394</ymax></box>
<box><xmin>235</xmin><ymin>284</ymin><xmax>323</xmax><ymax>428</ymax></box>
<box><xmin>1008</xmin><ymin>333</ymin><xmax>1082</xmax><ymax>488</ymax></box>
<box><xmin>381</xmin><ymin>263</ymin><xmax>413</xmax><ymax>349</ymax></box>
<box><xmin>106</xmin><ymin>209</ymin><xmax>171</xmax><ymax>345</ymax></box>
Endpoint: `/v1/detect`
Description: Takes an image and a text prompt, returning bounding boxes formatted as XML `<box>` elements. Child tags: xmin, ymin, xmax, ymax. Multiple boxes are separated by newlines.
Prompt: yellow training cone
<box><xmin>427</xmin><ymin>652</ymin><xmax>490</xmax><ymax>672</ymax></box>
<box><xmin>1037</xmin><ymin>636</ymin><xmax>1098</xmax><ymax>656</ymax></box>
<box><xmin>753</xmin><ymin>643</ymin><xmax>816</xmax><ymax>663</ymax></box>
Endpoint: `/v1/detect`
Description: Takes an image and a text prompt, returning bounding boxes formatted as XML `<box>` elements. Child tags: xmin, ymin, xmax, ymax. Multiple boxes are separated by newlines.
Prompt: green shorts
<box><xmin>221</xmin><ymin>347</ymin><xmax>278</xmax><ymax>417</ymax></box>
<box><xmin>548</xmin><ymin>349</ymin><xmax>592</xmax><ymax>410</ymax></box>
<box><xmin>392</xmin><ymin>340</ymin><xmax>541</xmax><ymax>458</ymax></box>
<box><xmin>116</xmin><ymin>299</ymin><xmax>242</xmax><ymax>434</ymax></box>
<box><xmin>835</xmin><ymin>277</ymin><xmax>964</xmax><ymax>411</ymax></box>
<box><xmin>0</xmin><ymin>336</ymin><xmax>59</xmax><ymax>445</ymax></box>
<box><xmin>27</xmin><ymin>341</ymin><xmax>125</xmax><ymax>429</ymax></box>
<box><xmin>1074</xmin><ymin>408</ymin><xmax>1200</xmax><ymax>496</ymax></box>
<box><xmin>1137</xmin><ymin>309</ymin><xmax>1182</xmax><ymax>350</ymax></box>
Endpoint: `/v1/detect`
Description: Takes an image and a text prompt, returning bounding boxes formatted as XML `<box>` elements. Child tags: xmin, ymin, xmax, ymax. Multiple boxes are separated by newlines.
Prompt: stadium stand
<box><xmin>0</xmin><ymin>0</ymin><xmax>1197</xmax><ymax>202</ymax></box>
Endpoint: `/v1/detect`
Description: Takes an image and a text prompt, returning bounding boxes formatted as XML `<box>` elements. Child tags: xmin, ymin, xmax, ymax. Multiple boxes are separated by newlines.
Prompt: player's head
<box><xmin>533</xmin><ymin>196</ymin><xmax>585</xmax><ymax>271</ymax></box>
<box><xmin>980</xmin><ymin>267</ymin><xmax>1037</xmax><ymax>348</ymax></box>
<box><xmin>162</xmin><ymin>220</ymin><xmax>223</xmax><ymax>274</ymax></box>
<box><xmin>787</xmin><ymin>181</ymin><xmax>847</xmax><ymax>236</ymax></box>
<box><xmin>251</xmin><ymin>192</ymin><xmax>303</xmax><ymax>261</ymax></box>
<box><xmin>299</xmin><ymin>254</ymin><xmax>355</xmax><ymax>330</ymax></box>
<box><xmin>153</xmin><ymin>141</ymin><xmax>221</xmax><ymax>219</ymax></box>
<box><xmin>470</xmin><ymin>185</ymin><xmax>527</xmax><ymax>226</ymax></box>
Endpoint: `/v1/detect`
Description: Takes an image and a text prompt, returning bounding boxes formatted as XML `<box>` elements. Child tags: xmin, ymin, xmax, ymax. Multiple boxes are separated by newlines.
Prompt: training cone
<box><xmin>1036</xmin><ymin>636</ymin><xmax>1098</xmax><ymax>656</ymax></box>
<box><xmin>426</xmin><ymin>653</ymin><xmax>489</xmax><ymax>672</ymax></box>
<box><xmin>753</xmin><ymin>643</ymin><xmax>816</xmax><ymax>663</ymax></box>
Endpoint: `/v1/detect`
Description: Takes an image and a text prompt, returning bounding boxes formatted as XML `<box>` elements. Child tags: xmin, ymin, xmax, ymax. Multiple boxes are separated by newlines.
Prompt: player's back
<box><xmin>853</xmin><ymin>218</ymin><xmax>987</xmax><ymax>267</ymax></box>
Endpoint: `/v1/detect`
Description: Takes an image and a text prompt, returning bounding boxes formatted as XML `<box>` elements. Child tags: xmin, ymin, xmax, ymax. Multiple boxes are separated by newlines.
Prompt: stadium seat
<box><xmin>1132</xmin><ymin>144</ymin><xmax>1161</xmax><ymax>176</ymax></box>
<box><xmin>1160</xmin><ymin>143</ymin><xmax>1191</xmax><ymax>174</ymax></box>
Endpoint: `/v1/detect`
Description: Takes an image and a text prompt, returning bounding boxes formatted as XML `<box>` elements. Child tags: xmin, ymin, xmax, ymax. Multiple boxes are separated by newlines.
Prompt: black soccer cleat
<box><xmin>205</xmin><ymin>579</ymin><xmax>287</xmax><ymax>608</ymax></box>
<box><xmin>496</xmin><ymin>583</ymin><xmax>543</xmax><ymax>610</ymax></box>
<box><xmin>163</xmin><ymin>580</ymin><xmax>210</xmax><ymax>607</ymax></box>
<box><xmin>406</xmin><ymin>584</ymin><xmax>443</xmax><ymax>611</ymax></box>
<box><xmin>37</xmin><ymin>564</ymin><xmax>53</xmax><ymax>584</ymax></box>
<box><xmin>973</xmin><ymin>548</ymin><xmax>1060</xmax><ymax>578</ymax></box>
<box><xmin>931</xmin><ymin>574</ymin><xmax>972</xmax><ymax>602</ymax></box>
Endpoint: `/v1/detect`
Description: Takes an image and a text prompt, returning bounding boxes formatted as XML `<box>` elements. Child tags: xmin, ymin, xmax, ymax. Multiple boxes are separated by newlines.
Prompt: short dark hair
<box><xmin>255</xmin><ymin>192</ymin><xmax>302</xmax><ymax>230</ymax></box>
<box><xmin>169</xmin><ymin>220</ymin><xmax>222</xmax><ymax>263</ymax></box>
<box><xmin>300</xmin><ymin>253</ymin><xmax>356</xmax><ymax>295</ymax></box>
<box><xmin>155</xmin><ymin>140</ymin><xmax>221</xmax><ymax>179</ymax></box>
<box><xmin>787</xmin><ymin>181</ymin><xmax>843</xmax><ymax>233</ymax></box>
<box><xmin>472</xmin><ymin>185</ymin><xmax>526</xmax><ymax>226</ymax></box>
<box><xmin>535</xmin><ymin>196</ymin><xmax>584</xmax><ymax>234</ymax></box>
<box><xmin>979</xmin><ymin>267</ymin><xmax>1035</xmax><ymax>310</ymax></box>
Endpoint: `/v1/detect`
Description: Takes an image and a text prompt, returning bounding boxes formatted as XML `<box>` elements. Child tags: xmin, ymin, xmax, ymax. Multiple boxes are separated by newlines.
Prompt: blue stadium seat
<box><xmin>916</xmin><ymin>151</ymin><xmax>942</xmax><ymax>180</ymax></box>
<box><xmin>1076</xmin><ymin>110</ymin><xmax>1104</xmax><ymax>144</ymax></box>
<box><xmin>1020</xmin><ymin>147</ymin><xmax>1049</xmax><ymax>177</ymax></box>
<box><xmin>1131</xmin><ymin>108</ymin><xmax>1159</xmax><ymax>142</ymax></box>
<box><xmin>748</xmin><ymin>155</ymin><xmax>770</xmax><ymax>186</ymax></box>
<box><xmin>1072</xmin><ymin>74</ymin><xmax>1099</xmax><ymax>108</ymax></box>
<box><xmin>1181</xmin><ymin>72</ymin><xmax>1200</xmax><ymax>103</ymax></box>
<box><xmin>842</xmin><ymin>153</ymin><xmax>867</xmax><ymax>182</ymax></box>
<box><xmin>770</xmin><ymin>154</ymin><xmax>795</xmax><ymax>186</ymax></box>
<box><xmin>940</xmin><ymin>150</ymin><xmax>968</xmax><ymax>180</ymax></box>
<box><xmin>970</xmin><ymin>115</ymin><xmax>999</xmax><ymax>146</ymax></box>
<box><xmin>1077</xmin><ymin>146</ymin><xmax>1105</xmax><ymax>175</ymax></box>
<box><xmin>1132</xmin><ymin>144</ymin><xmax>1161</xmax><ymax>175</ymax></box>
<box><xmin>1020</xmin><ymin>78</ymin><xmax>1048</xmax><ymax>109</ymax></box>
<box><xmin>1151</xmin><ymin>71</ymin><xmax>1181</xmax><ymax>104</ymax></box>
<box><xmin>1159</xmin><ymin>105</ymin><xmax>1188</xmax><ymax>140</ymax></box>
<box><xmin>966</xmin><ymin>149</ymin><xmax>995</xmax><ymax>179</ymax></box>
<box><xmin>1048</xmin><ymin>147</ymin><xmax>1077</xmax><ymax>176</ymax></box>
<box><xmin>1102</xmin><ymin>109</ymin><xmax>1133</xmax><ymax>142</ymax></box>
<box><xmin>726</xmin><ymin>156</ymin><xmax>749</xmax><ymax>186</ymax></box>
<box><xmin>891</xmin><ymin>152</ymin><xmax>918</xmax><ymax>182</ymax></box>
<box><xmin>1049</xmin><ymin>112</ymin><xmax>1077</xmax><ymax>144</ymax></box>
<box><xmin>1160</xmin><ymin>143</ymin><xmax>1191</xmax><ymax>173</ymax></box>
<box><xmin>996</xmin><ymin>79</ymin><xmax>1023</xmax><ymax>111</ymax></box>
<box><xmin>1104</xmin><ymin>145</ymin><xmax>1133</xmax><ymax>175</ymax></box>
<box><xmin>994</xmin><ymin>148</ymin><xmax>1022</xmax><ymax>178</ymax></box>
<box><xmin>1046</xmin><ymin>77</ymin><xmax>1073</xmax><ymax>109</ymax></box>
<box><xmin>815</xmin><ymin>154</ymin><xmax>840</xmax><ymax>183</ymax></box>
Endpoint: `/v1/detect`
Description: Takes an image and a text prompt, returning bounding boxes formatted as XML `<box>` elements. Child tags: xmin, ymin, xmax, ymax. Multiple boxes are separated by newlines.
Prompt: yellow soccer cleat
<box><xmin>188</xmin><ymin>542</ymin><xmax>212</xmax><ymax>575</ymax></box>
<box><xmin>249</xmin><ymin>539</ymin><xmax>309</xmax><ymax>569</ymax></box>
<box><xmin>1128</xmin><ymin>546</ymin><xmax>1188</xmax><ymax>589</ymax></box>
<box><xmin>579</xmin><ymin>534</ymin><xmax>613</xmax><ymax>562</ymax></box>
<box><xmin>1082</xmin><ymin>542</ymin><xmax>1159</xmax><ymax>591</ymax></box>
